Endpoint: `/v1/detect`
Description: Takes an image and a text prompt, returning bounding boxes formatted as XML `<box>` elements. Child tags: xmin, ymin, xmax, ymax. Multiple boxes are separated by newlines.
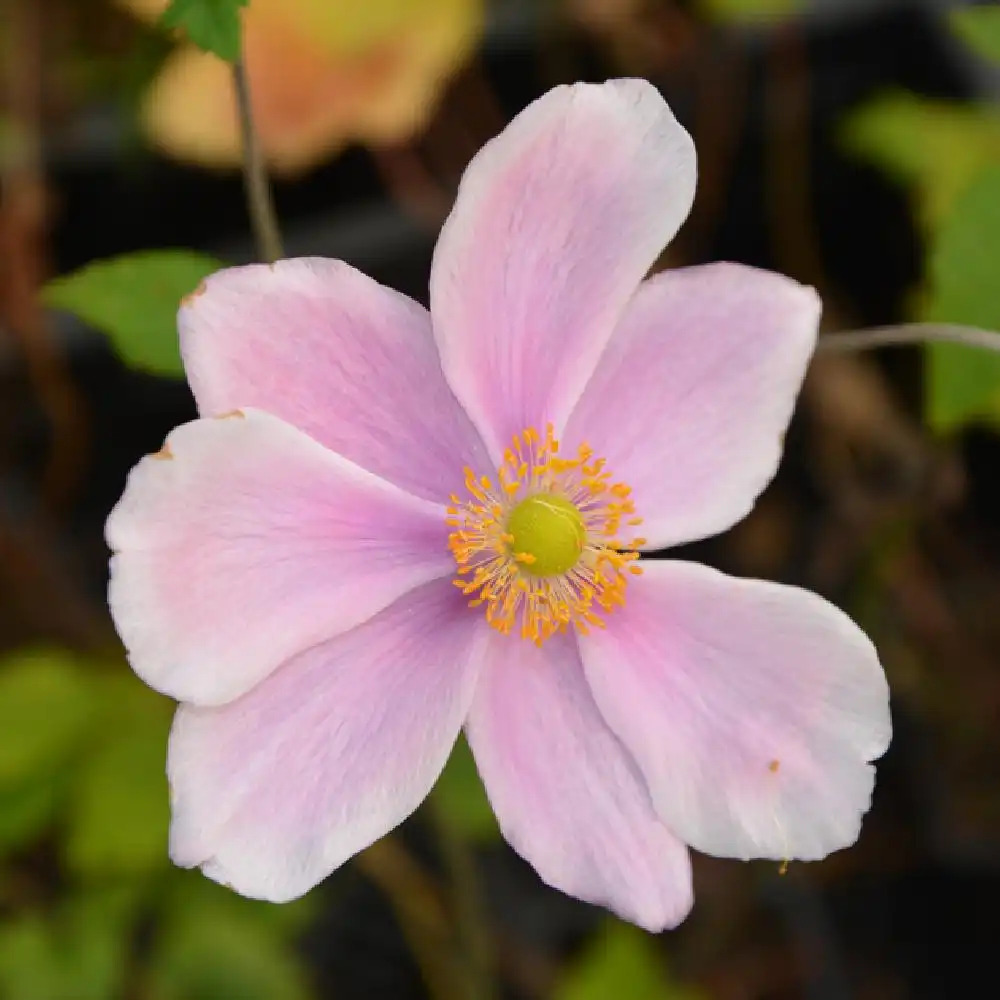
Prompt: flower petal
<box><xmin>107</xmin><ymin>409</ymin><xmax>451</xmax><ymax>706</ymax></box>
<box><xmin>168</xmin><ymin>580</ymin><xmax>485</xmax><ymax>902</ymax></box>
<box><xmin>430</xmin><ymin>78</ymin><xmax>696</xmax><ymax>457</ymax></box>
<box><xmin>579</xmin><ymin>561</ymin><xmax>891</xmax><ymax>862</ymax></box>
<box><xmin>564</xmin><ymin>263</ymin><xmax>821</xmax><ymax>549</ymax></box>
<box><xmin>465</xmin><ymin>632</ymin><xmax>693</xmax><ymax>931</ymax></box>
<box><xmin>180</xmin><ymin>259</ymin><xmax>487</xmax><ymax>503</ymax></box>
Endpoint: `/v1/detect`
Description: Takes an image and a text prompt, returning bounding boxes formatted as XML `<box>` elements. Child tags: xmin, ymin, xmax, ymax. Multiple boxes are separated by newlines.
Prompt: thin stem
<box><xmin>0</xmin><ymin>0</ymin><xmax>89</xmax><ymax>510</ymax></box>
<box><xmin>357</xmin><ymin>838</ymin><xmax>464</xmax><ymax>1000</ymax></box>
<box><xmin>819</xmin><ymin>323</ymin><xmax>1000</xmax><ymax>354</ymax></box>
<box><xmin>232</xmin><ymin>57</ymin><xmax>283</xmax><ymax>262</ymax></box>
<box><xmin>429</xmin><ymin>791</ymin><xmax>497</xmax><ymax>1000</ymax></box>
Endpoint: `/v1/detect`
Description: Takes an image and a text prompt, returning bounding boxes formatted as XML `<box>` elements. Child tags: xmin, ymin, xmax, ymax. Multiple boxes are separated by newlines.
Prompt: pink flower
<box><xmin>106</xmin><ymin>79</ymin><xmax>891</xmax><ymax>931</ymax></box>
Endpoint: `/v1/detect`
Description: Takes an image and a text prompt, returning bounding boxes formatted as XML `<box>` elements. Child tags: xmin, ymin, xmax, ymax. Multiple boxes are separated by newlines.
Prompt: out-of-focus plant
<box><xmin>843</xmin><ymin>91</ymin><xmax>1000</xmax><ymax>231</ymax></box>
<box><xmin>44</xmin><ymin>250</ymin><xmax>225</xmax><ymax>377</ymax></box>
<box><xmin>431</xmin><ymin>735</ymin><xmax>499</xmax><ymax>844</ymax></box>
<box><xmin>841</xmin><ymin>15</ymin><xmax>1000</xmax><ymax>432</ymax></box>
<box><xmin>556</xmin><ymin>920</ymin><xmax>705</xmax><ymax>1000</ymax></box>
<box><xmin>951</xmin><ymin>3</ymin><xmax>1000</xmax><ymax>65</ymax></box>
<box><xmin>568</xmin><ymin>0</ymin><xmax>645</xmax><ymax>33</ymax></box>
<box><xmin>922</xmin><ymin>168</ymin><xmax>1000</xmax><ymax>431</ymax></box>
<box><xmin>696</xmin><ymin>0</ymin><xmax>801</xmax><ymax>25</ymax></box>
<box><xmin>0</xmin><ymin>647</ymin><xmax>314</xmax><ymax>999</ymax></box>
<box><xmin>116</xmin><ymin>0</ymin><xmax>484</xmax><ymax>174</ymax></box>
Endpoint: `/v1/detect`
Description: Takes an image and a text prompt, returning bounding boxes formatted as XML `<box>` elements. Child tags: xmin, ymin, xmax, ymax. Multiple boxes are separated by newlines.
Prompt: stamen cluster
<box><xmin>446</xmin><ymin>425</ymin><xmax>646</xmax><ymax>645</ymax></box>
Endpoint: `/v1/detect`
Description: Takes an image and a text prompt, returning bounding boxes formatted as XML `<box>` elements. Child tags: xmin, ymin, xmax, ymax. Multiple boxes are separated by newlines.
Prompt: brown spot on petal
<box><xmin>217</xmin><ymin>409</ymin><xmax>246</xmax><ymax>420</ymax></box>
<box><xmin>768</xmin><ymin>759</ymin><xmax>780</xmax><ymax>773</ymax></box>
<box><xmin>181</xmin><ymin>280</ymin><xmax>207</xmax><ymax>306</ymax></box>
<box><xmin>151</xmin><ymin>444</ymin><xmax>174</xmax><ymax>460</ymax></box>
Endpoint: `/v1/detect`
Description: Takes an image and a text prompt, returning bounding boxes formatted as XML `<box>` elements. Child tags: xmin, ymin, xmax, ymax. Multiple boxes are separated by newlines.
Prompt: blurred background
<box><xmin>1</xmin><ymin>0</ymin><xmax>1000</xmax><ymax>997</ymax></box>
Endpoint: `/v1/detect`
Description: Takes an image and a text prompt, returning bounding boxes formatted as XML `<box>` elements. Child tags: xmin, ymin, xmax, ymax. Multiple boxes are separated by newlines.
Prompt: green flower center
<box><xmin>505</xmin><ymin>494</ymin><xmax>586</xmax><ymax>577</ymax></box>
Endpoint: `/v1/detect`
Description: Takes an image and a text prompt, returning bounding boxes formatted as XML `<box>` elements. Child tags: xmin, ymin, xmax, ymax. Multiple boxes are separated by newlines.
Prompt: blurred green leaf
<box><xmin>162</xmin><ymin>869</ymin><xmax>318</xmax><ymax>937</ymax></box>
<box><xmin>0</xmin><ymin>779</ymin><xmax>62</xmax><ymax>854</ymax></box>
<box><xmin>160</xmin><ymin>0</ymin><xmax>249</xmax><ymax>62</ymax></box>
<box><xmin>66</xmin><ymin>674</ymin><xmax>173</xmax><ymax>878</ymax></box>
<box><xmin>0</xmin><ymin>887</ymin><xmax>139</xmax><ymax>1000</ymax></box>
<box><xmin>0</xmin><ymin>649</ymin><xmax>94</xmax><ymax>786</ymax></box>
<box><xmin>150</xmin><ymin>884</ymin><xmax>311</xmax><ymax>1000</ymax></box>
<box><xmin>433</xmin><ymin>733</ymin><xmax>499</xmax><ymax>843</ymax></box>
<box><xmin>698</xmin><ymin>0</ymin><xmax>799</xmax><ymax>23</ymax></box>
<box><xmin>557</xmin><ymin>921</ymin><xmax>704</xmax><ymax>1000</ymax></box>
<box><xmin>842</xmin><ymin>91</ymin><xmax>1000</xmax><ymax>227</ymax></box>
<box><xmin>0</xmin><ymin>917</ymin><xmax>62</xmax><ymax>1000</ymax></box>
<box><xmin>924</xmin><ymin>167</ymin><xmax>1000</xmax><ymax>431</ymax></box>
<box><xmin>43</xmin><ymin>250</ymin><xmax>225</xmax><ymax>376</ymax></box>
<box><xmin>951</xmin><ymin>6</ymin><xmax>1000</xmax><ymax>65</ymax></box>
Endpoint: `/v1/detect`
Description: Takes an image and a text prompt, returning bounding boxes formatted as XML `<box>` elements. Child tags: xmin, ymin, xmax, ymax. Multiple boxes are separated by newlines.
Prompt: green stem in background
<box><xmin>232</xmin><ymin>57</ymin><xmax>283</xmax><ymax>263</ymax></box>
<box><xmin>356</xmin><ymin>839</ymin><xmax>464</xmax><ymax>1000</ymax></box>
<box><xmin>429</xmin><ymin>790</ymin><xmax>497</xmax><ymax>1000</ymax></box>
<box><xmin>820</xmin><ymin>323</ymin><xmax>1000</xmax><ymax>354</ymax></box>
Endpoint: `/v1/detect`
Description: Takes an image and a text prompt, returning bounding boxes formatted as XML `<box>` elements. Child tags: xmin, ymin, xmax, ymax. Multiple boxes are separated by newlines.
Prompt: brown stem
<box><xmin>232</xmin><ymin>57</ymin><xmax>283</xmax><ymax>262</ymax></box>
<box><xmin>429</xmin><ymin>792</ymin><xmax>497</xmax><ymax>1000</ymax></box>
<box><xmin>764</xmin><ymin>21</ymin><xmax>843</xmax><ymax>313</ymax></box>
<box><xmin>356</xmin><ymin>838</ymin><xmax>465</xmax><ymax>1000</ymax></box>
<box><xmin>0</xmin><ymin>0</ymin><xmax>88</xmax><ymax>511</ymax></box>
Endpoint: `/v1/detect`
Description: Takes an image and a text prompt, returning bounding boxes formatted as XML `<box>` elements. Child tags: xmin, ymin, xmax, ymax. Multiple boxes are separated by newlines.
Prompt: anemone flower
<box><xmin>119</xmin><ymin>0</ymin><xmax>482</xmax><ymax>174</ymax></box>
<box><xmin>107</xmin><ymin>79</ymin><xmax>891</xmax><ymax>930</ymax></box>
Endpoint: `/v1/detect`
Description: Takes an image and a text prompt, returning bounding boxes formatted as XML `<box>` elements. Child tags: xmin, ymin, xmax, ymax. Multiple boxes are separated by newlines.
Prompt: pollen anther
<box><xmin>446</xmin><ymin>424</ymin><xmax>644</xmax><ymax>645</ymax></box>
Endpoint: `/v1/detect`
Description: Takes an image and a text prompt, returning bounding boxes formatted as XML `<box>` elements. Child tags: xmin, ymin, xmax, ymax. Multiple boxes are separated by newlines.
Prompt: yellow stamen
<box><xmin>446</xmin><ymin>425</ymin><xmax>644</xmax><ymax>645</ymax></box>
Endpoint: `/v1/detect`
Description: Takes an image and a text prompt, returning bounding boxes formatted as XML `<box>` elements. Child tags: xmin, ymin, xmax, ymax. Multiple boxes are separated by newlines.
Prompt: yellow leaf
<box><xmin>123</xmin><ymin>0</ymin><xmax>484</xmax><ymax>174</ymax></box>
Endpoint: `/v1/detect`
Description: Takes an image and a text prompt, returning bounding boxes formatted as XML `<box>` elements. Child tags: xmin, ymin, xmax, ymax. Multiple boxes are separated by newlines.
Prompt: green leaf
<box><xmin>0</xmin><ymin>779</ymin><xmax>62</xmax><ymax>854</ymax></box>
<box><xmin>951</xmin><ymin>6</ymin><xmax>1000</xmax><ymax>65</ymax></box>
<box><xmin>698</xmin><ymin>0</ymin><xmax>800</xmax><ymax>23</ymax></box>
<box><xmin>43</xmin><ymin>250</ymin><xmax>226</xmax><ymax>376</ymax></box>
<box><xmin>160</xmin><ymin>0</ymin><xmax>249</xmax><ymax>62</ymax></box>
<box><xmin>432</xmin><ymin>733</ymin><xmax>499</xmax><ymax>843</ymax></box>
<box><xmin>841</xmin><ymin>91</ymin><xmax>1000</xmax><ymax>227</ymax></box>
<box><xmin>0</xmin><ymin>888</ymin><xmax>139</xmax><ymax>1000</ymax></box>
<box><xmin>65</xmin><ymin>674</ymin><xmax>173</xmax><ymax>878</ymax></box>
<box><xmin>149</xmin><ymin>882</ymin><xmax>311</xmax><ymax>1000</ymax></box>
<box><xmin>557</xmin><ymin>921</ymin><xmax>704</xmax><ymax>1000</ymax></box>
<box><xmin>924</xmin><ymin>166</ymin><xmax>1000</xmax><ymax>431</ymax></box>
<box><xmin>0</xmin><ymin>649</ymin><xmax>94</xmax><ymax>786</ymax></box>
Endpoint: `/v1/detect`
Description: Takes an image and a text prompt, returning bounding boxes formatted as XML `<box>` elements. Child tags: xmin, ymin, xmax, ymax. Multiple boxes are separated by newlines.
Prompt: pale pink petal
<box><xmin>579</xmin><ymin>561</ymin><xmax>891</xmax><ymax>862</ymax></box>
<box><xmin>430</xmin><ymin>79</ymin><xmax>696</xmax><ymax>457</ymax></box>
<box><xmin>107</xmin><ymin>409</ymin><xmax>451</xmax><ymax>706</ymax></box>
<box><xmin>168</xmin><ymin>581</ymin><xmax>486</xmax><ymax>902</ymax></box>
<box><xmin>180</xmin><ymin>258</ymin><xmax>487</xmax><ymax>502</ymax></box>
<box><xmin>565</xmin><ymin>263</ymin><xmax>821</xmax><ymax>549</ymax></box>
<box><xmin>465</xmin><ymin>632</ymin><xmax>693</xmax><ymax>931</ymax></box>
